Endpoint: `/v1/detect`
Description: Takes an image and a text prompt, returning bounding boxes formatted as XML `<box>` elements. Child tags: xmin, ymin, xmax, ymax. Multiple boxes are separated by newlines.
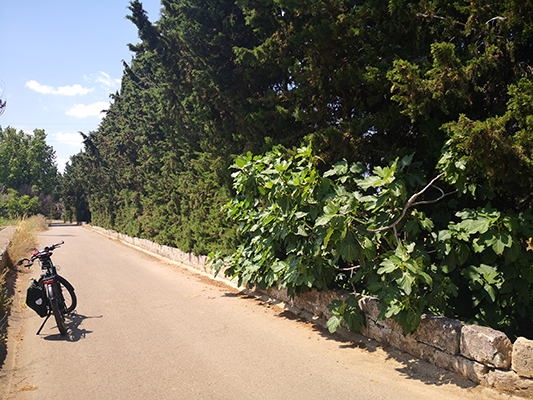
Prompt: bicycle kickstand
<box><xmin>36</xmin><ymin>312</ymin><xmax>51</xmax><ymax>335</ymax></box>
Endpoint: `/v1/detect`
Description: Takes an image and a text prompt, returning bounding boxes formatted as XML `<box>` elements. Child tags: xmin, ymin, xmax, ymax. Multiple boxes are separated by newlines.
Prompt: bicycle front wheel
<box><xmin>47</xmin><ymin>283</ymin><xmax>67</xmax><ymax>335</ymax></box>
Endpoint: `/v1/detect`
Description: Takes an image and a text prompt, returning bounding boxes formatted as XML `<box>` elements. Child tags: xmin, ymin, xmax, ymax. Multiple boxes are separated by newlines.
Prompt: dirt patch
<box><xmin>0</xmin><ymin>266</ymin><xmax>32</xmax><ymax>399</ymax></box>
<box><xmin>0</xmin><ymin>260</ymin><xmax>20</xmax><ymax>368</ymax></box>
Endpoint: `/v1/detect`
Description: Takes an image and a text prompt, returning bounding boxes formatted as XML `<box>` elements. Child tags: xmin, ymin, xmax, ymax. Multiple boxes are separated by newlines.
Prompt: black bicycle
<box><xmin>18</xmin><ymin>241</ymin><xmax>77</xmax><ymax>335</ymax></box>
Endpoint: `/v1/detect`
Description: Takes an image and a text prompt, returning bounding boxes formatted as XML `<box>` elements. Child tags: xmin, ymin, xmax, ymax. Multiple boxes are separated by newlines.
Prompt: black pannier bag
<box><xmin>26</xmin><ymin>280</ymin><xmax>48</xmax><ymax>317</ymax></box>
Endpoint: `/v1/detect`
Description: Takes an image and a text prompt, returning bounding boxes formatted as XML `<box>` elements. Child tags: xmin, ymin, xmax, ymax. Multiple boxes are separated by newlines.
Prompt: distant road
<box><xmin>0</xmin><ymin>224</ymin><xmax>513</xmax><ymax>399</ymax></box>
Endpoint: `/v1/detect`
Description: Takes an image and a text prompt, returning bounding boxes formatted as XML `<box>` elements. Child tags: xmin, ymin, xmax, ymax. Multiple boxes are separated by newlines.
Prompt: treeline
<box><xmin>64</xmin><ymin>0</ymin><xmax>533</xmax><ymax>249</ymax></box>
<box><xmin>62</xmin><ymin>0</ymin><xmax>533</xmax><ymax>337</ymax></box>
<box><xmin>0</xmin><ymin>127</ymin><xmax>61</xmax><ymax>219</ymax></box>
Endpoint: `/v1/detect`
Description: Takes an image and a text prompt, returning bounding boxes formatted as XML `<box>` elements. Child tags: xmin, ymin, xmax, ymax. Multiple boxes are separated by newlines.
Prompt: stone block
<box><xmin>481</xmin><ymin>369</ymin><xmax>533</xmax><ymax>397</ymax></box>
<box><xmin>388</xmin><ymin>330</ymin><xmax>436</xmax><ymax>363</ymax></box>
<box><xmin>512</xmin><ymin>337</ymin><xmax>533</xmax><ymax>378</ymax></box>
<box><xmin>460</xmin><ymin>325</ymin><xmax>512</xmax><ymax>369</ymax></box>
<box><xmin>358</xmin><ymin>296</ymin><xmax>404</xmax><ymax>332</ymax></box>
<box><xmin>361</xmin><ymin>315</ymin><xmax>388</xmax><ymax>342</ymax></box>
<box><xmin>434</xmin><ymin>350</ymin><xmax>488</xmax><ymax>384</ymax></box>
<box><xmin>411</xmin><ymin>314</ymin><xmax>462</xmax><ymax>355</ymax></box>
<box><xmin>358</xmin><ymin>296</ymin><xmax>380</xmax><ymax>321</ymax></box>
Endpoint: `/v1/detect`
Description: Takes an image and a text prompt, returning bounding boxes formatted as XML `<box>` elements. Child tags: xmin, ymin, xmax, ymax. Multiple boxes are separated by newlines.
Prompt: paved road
<box><xmin>0</xmin><ymin>224</ymin><xmax>515</xmax><ymax>399</ymax></box>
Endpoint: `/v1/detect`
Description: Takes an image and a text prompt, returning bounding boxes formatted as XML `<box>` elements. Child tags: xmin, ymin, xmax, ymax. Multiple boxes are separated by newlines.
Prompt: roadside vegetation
<box><xmin>6</xmin><ymin>215</ymin><xmax>49</xmax><ymax>265</ymax></box>
<box><xmin>0</xmin><ymin>217</ymin><xmax>18</xmax><ymax>227</ymax></box>
<box><xmin>1</xmin><ymin>216</ymin><xmax>48</xmax><ymax>345</ymax></box>
<box><xmin>210</xmin><ymin>147</ymin><xmax>533</xmax><ymax>340</ymax></box>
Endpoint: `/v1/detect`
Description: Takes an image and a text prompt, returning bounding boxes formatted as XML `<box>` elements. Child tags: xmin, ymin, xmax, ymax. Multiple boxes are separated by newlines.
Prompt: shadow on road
<box><xmin>46</xmin><ymin>222</ymin><xmax>80</xmax><ymax>237</ymax></box>
<box><xmin>48</xmin><ymin>222</ymin><xmax>83</xmax><ymax>228</ymax></box>
<box><xmin>41</xmin><ymin>312</ymin><xmax>101</xmax><ymax>342</ymax></box>
<box><xmin>223</xmin><ymin>291</ymin><xmax>478</xmax><ymax>392</ymax></box>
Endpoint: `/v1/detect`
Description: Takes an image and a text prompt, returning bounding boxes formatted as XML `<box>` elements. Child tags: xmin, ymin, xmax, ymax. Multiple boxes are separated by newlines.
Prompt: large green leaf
<box><xmin>339</xmin><ymin>231</ymin><xmax>360</xmax><ymax>262</ymax></box>
<box><xmin>491</xmin><ymin>231</ymin><xmax>512</xmax><ymax>255</ymax></box>
<box><xmin>378</xmin><ymin>256</ymin><xmax>400</xmax><ymax>274</ymax></box>
<box><xmin>467</xmin><ymin>218</ymin><xmax>491</xmax><ymax>235</ymax></box>
<box><xmin>455</xmin><ymin>242</ymin><xmax>470</xmax><ymax>265</ymax></box>
<box><xmin>315</xmin><ymin>214</ymin><xmax>332</xmax><ymax>226</ymax></box>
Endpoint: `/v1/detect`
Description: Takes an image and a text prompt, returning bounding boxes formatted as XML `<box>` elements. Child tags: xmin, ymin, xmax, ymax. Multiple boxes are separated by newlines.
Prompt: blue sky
<box><xmin>0</xmin><ymin>0</ymin><xmax>162</xmax><ymax>172</ymax></box>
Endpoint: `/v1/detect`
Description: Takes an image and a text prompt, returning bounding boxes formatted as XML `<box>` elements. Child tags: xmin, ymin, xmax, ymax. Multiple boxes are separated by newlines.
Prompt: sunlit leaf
<box><xmin>327</xmin><ymin>315</ymin><xmax>342</xmax><ymax>333</ymax></box>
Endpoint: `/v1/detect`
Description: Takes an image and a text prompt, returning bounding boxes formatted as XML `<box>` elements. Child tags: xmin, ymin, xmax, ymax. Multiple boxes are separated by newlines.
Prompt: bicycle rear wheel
<box><xmin>47</xmin><ymin>283</ymin><xmax>67</xmax><ymax>335</ymax></box>
<box><xmin>57</xmin><ymin>275</ymin><xmax>77</xmax><ymax>313</ymax></box>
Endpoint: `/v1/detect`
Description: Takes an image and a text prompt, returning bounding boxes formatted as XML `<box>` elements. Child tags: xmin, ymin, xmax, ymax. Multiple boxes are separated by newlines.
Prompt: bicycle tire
<box><xmin>47</xmin><ymin>283</ymin><xmax>67</xmax><ymax>335</ymax></box>
<box><xmin>57</xmin><ymin>275</ymin><xmax>77</xmax><ymax>313</ymax></box>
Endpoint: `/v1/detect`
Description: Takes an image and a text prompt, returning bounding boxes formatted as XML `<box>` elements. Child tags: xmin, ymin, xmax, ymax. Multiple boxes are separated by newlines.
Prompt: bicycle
<box><xmin>17</xmin><ymin>241</ymin><xmax>77</xmax><ymax>336</ymax></box>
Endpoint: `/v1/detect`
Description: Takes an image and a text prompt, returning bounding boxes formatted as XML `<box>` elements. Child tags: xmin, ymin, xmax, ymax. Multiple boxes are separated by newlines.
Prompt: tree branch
<box><xmin>416</xmin><ymin>13</ymin><xmax>466</xmax><ymax>27</ymax></box>
<box><xmin>412</xmin><ymin>186</ymin><xmax>457</xmax><ymax>206</ymax></box>
<box><xmin>485</xmin><ymin>16</ymin><xmax>506</xmax><ymax>25</ymax></box>
<box><xmin>367</xmin><ymin>172</ymin><xmax>446</xmax><ymax>233</ymax></box>
<box><xmin>338</xmin><ymin>265</ymin><xmax>361</xmax><ymax>271</ymax></box>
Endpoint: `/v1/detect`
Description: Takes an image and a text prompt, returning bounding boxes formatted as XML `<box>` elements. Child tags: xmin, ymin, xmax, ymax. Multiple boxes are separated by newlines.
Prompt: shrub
<box><xmin>210</xmin><ymin>146</ymin><xmax>533</xmax><ymax>340</ymax></box>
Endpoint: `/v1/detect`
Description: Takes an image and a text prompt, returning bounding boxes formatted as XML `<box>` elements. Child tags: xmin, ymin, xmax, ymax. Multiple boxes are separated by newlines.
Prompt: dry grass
<box><xmin>6</xmin><ymin>215</ymin><xmax>49</xmax><ymax>265</ymax></box>
<box><xmin>1</xmin><ymin>215</ymin><xmax>49</xmax><ymax>340</ymax></box>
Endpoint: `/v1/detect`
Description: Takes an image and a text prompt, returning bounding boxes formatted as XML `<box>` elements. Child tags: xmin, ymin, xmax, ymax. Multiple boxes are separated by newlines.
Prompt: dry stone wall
<box><xmin>90</xmin><ymin>225</ymin><xmax>533</xmax><ymax>397</ymax></box>
<box><xmin>357</xmin><ymin>295</ymin><xmax>533</xmax><ymax>396</ymax></box>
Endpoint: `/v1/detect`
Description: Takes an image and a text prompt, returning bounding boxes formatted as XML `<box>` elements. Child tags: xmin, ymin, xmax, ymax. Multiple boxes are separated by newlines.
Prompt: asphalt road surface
<box><xmin>0</xmin><ymin>224</ymin><xmax>516</xmax><ymax>399</ymax></box>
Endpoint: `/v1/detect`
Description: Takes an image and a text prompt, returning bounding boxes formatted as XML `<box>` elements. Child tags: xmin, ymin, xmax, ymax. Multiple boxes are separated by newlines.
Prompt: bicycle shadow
<box><xmin>41</xmin><ymin>312</ymin><xmax>101</xmax><ymax>342</ymax></box>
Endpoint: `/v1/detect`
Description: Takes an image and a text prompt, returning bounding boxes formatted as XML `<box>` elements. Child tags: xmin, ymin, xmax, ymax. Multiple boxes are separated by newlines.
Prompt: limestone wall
<box><xmin>358</xmin><ymin>296</ymin><xmax>533</xmax><ymax>397</ymax></box>
<box><xmin>89</xmin><ymin>225</ymin><xmax>533</xmax><ymax>397</ymax></box>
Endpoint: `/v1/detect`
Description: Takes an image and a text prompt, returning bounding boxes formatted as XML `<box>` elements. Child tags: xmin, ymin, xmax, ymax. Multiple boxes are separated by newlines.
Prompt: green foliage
<box><xmin>61</xmin><ymin>153</ymin><xmax>90</xmax><ymax>223</ymax></box>
<box><xmin>327</xmin><ymin>294</ymin><xmax>365</xmax><ymax>333</ymax></box>
<box><xmin>0</xmin><ymin>127</ymin><xmax>59</xmax><ymax>219</ymax></box>
<box><xmin>211</xmin><ymin>146</ymin><xmax>342</xmax><ymax>294</ymax></box>
<box><xmin>61</xmin><ymin>0</ymin><xmax>245</xmax><ymax>254</ymax></box>
<box><xmin>0</xmin><ymin>127</ymin><xmax>59</xmax><ymax>195</ymax></box>
<box><xmin>212</xmin><ymin>146</ymin><xmax>533</xmax><ymax>338</ymax></box>
<box><xmin>1</xmin><ymin>189</ymin><xmax>40</xmax><ymax>218</ymax></box>
<box><xmin>0</xmin><ymin>216</ymin><xmax>18</xmax><ymax>226</ymax></box>
<box><xmin>434</xmin><ymin>206</ymin><xmax>533</xmax><ymax>334</ymax></box>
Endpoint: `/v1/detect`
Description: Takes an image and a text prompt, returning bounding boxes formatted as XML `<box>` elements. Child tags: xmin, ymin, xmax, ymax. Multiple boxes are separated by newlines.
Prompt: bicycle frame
<box><xmin>18</xmin><ymin>241</ymin><xmax>76</xmax><ymax>335</ymax></box>
<box><xmin>35</xmin><ymin>247</ymin><xmax>65</xmax><ymax>334</ymax></box>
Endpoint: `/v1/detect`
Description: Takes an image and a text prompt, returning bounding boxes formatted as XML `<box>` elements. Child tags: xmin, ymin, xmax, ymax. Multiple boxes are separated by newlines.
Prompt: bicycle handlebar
<box><xmin>43</xmin><ymin>240</ymin><xmax>64</xmax><ymax>252</ymax></box>
<box><xmin>16</xmin><ymin>241</ymin><xmax>65</xmax><ymax>267</ymax></box>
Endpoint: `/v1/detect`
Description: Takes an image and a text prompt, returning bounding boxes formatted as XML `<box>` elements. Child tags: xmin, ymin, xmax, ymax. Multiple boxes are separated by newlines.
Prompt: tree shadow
<box><xmin>48</xmin><ymin>222</ymin><xmax>81</xmax><ymax>228</ymax></box>
<box><xmin>222</xmin><ymin>289</ymin><xmax>478</xmax><ymax>391</ymax></box>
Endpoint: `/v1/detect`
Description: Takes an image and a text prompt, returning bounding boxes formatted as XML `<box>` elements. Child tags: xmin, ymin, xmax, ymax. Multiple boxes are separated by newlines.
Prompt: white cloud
<box><xmin>26</xmin><ymin>80</ymin><xmax>93</xmax><ymax>96</ymax></box>
<box><xmin>55</xmin><ymin>84</ymin><xmax>93</xmax><ymax>96</ymax></box>
<box><xmin>66</xmin><ymin>101</ymin><xmax>110</xmax><ymax>118</ymax></box>
<box><xmin>84</xmin><ymin>71</ymin><xmax>121</xmax><ymax>90</ymax></box>
<box><xmin>95</xmin><ymin>71</ymin><xmax>120</xmax><ymax>89</ymax></box>
<box><xmin>53</xmin><ymin>132</ymin><xmax>84</xmax><ymax>147</ymax></box>
<box><xmin>26</xmin><ymin>80</ymin><xmax>54</xmax><ymax>94</ymax></box>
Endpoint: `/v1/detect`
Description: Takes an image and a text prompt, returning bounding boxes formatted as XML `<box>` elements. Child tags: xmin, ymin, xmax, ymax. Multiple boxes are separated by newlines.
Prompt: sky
<box><xmin>0</xmin><ymin>0</ymin><xmax>162</xmax><ymax>172</ymax></box>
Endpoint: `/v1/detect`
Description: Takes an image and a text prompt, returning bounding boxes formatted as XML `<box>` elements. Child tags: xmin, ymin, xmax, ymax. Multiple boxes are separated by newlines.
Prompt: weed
<box><xmin>6</xmin><ymin>215</ymin><xmax>48</xmax><ymax>264</ymax></box>
<box><xmin>0</xmin><ymin>215</ymin><xmax>48</xmax><ymax>342</ymax></box>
